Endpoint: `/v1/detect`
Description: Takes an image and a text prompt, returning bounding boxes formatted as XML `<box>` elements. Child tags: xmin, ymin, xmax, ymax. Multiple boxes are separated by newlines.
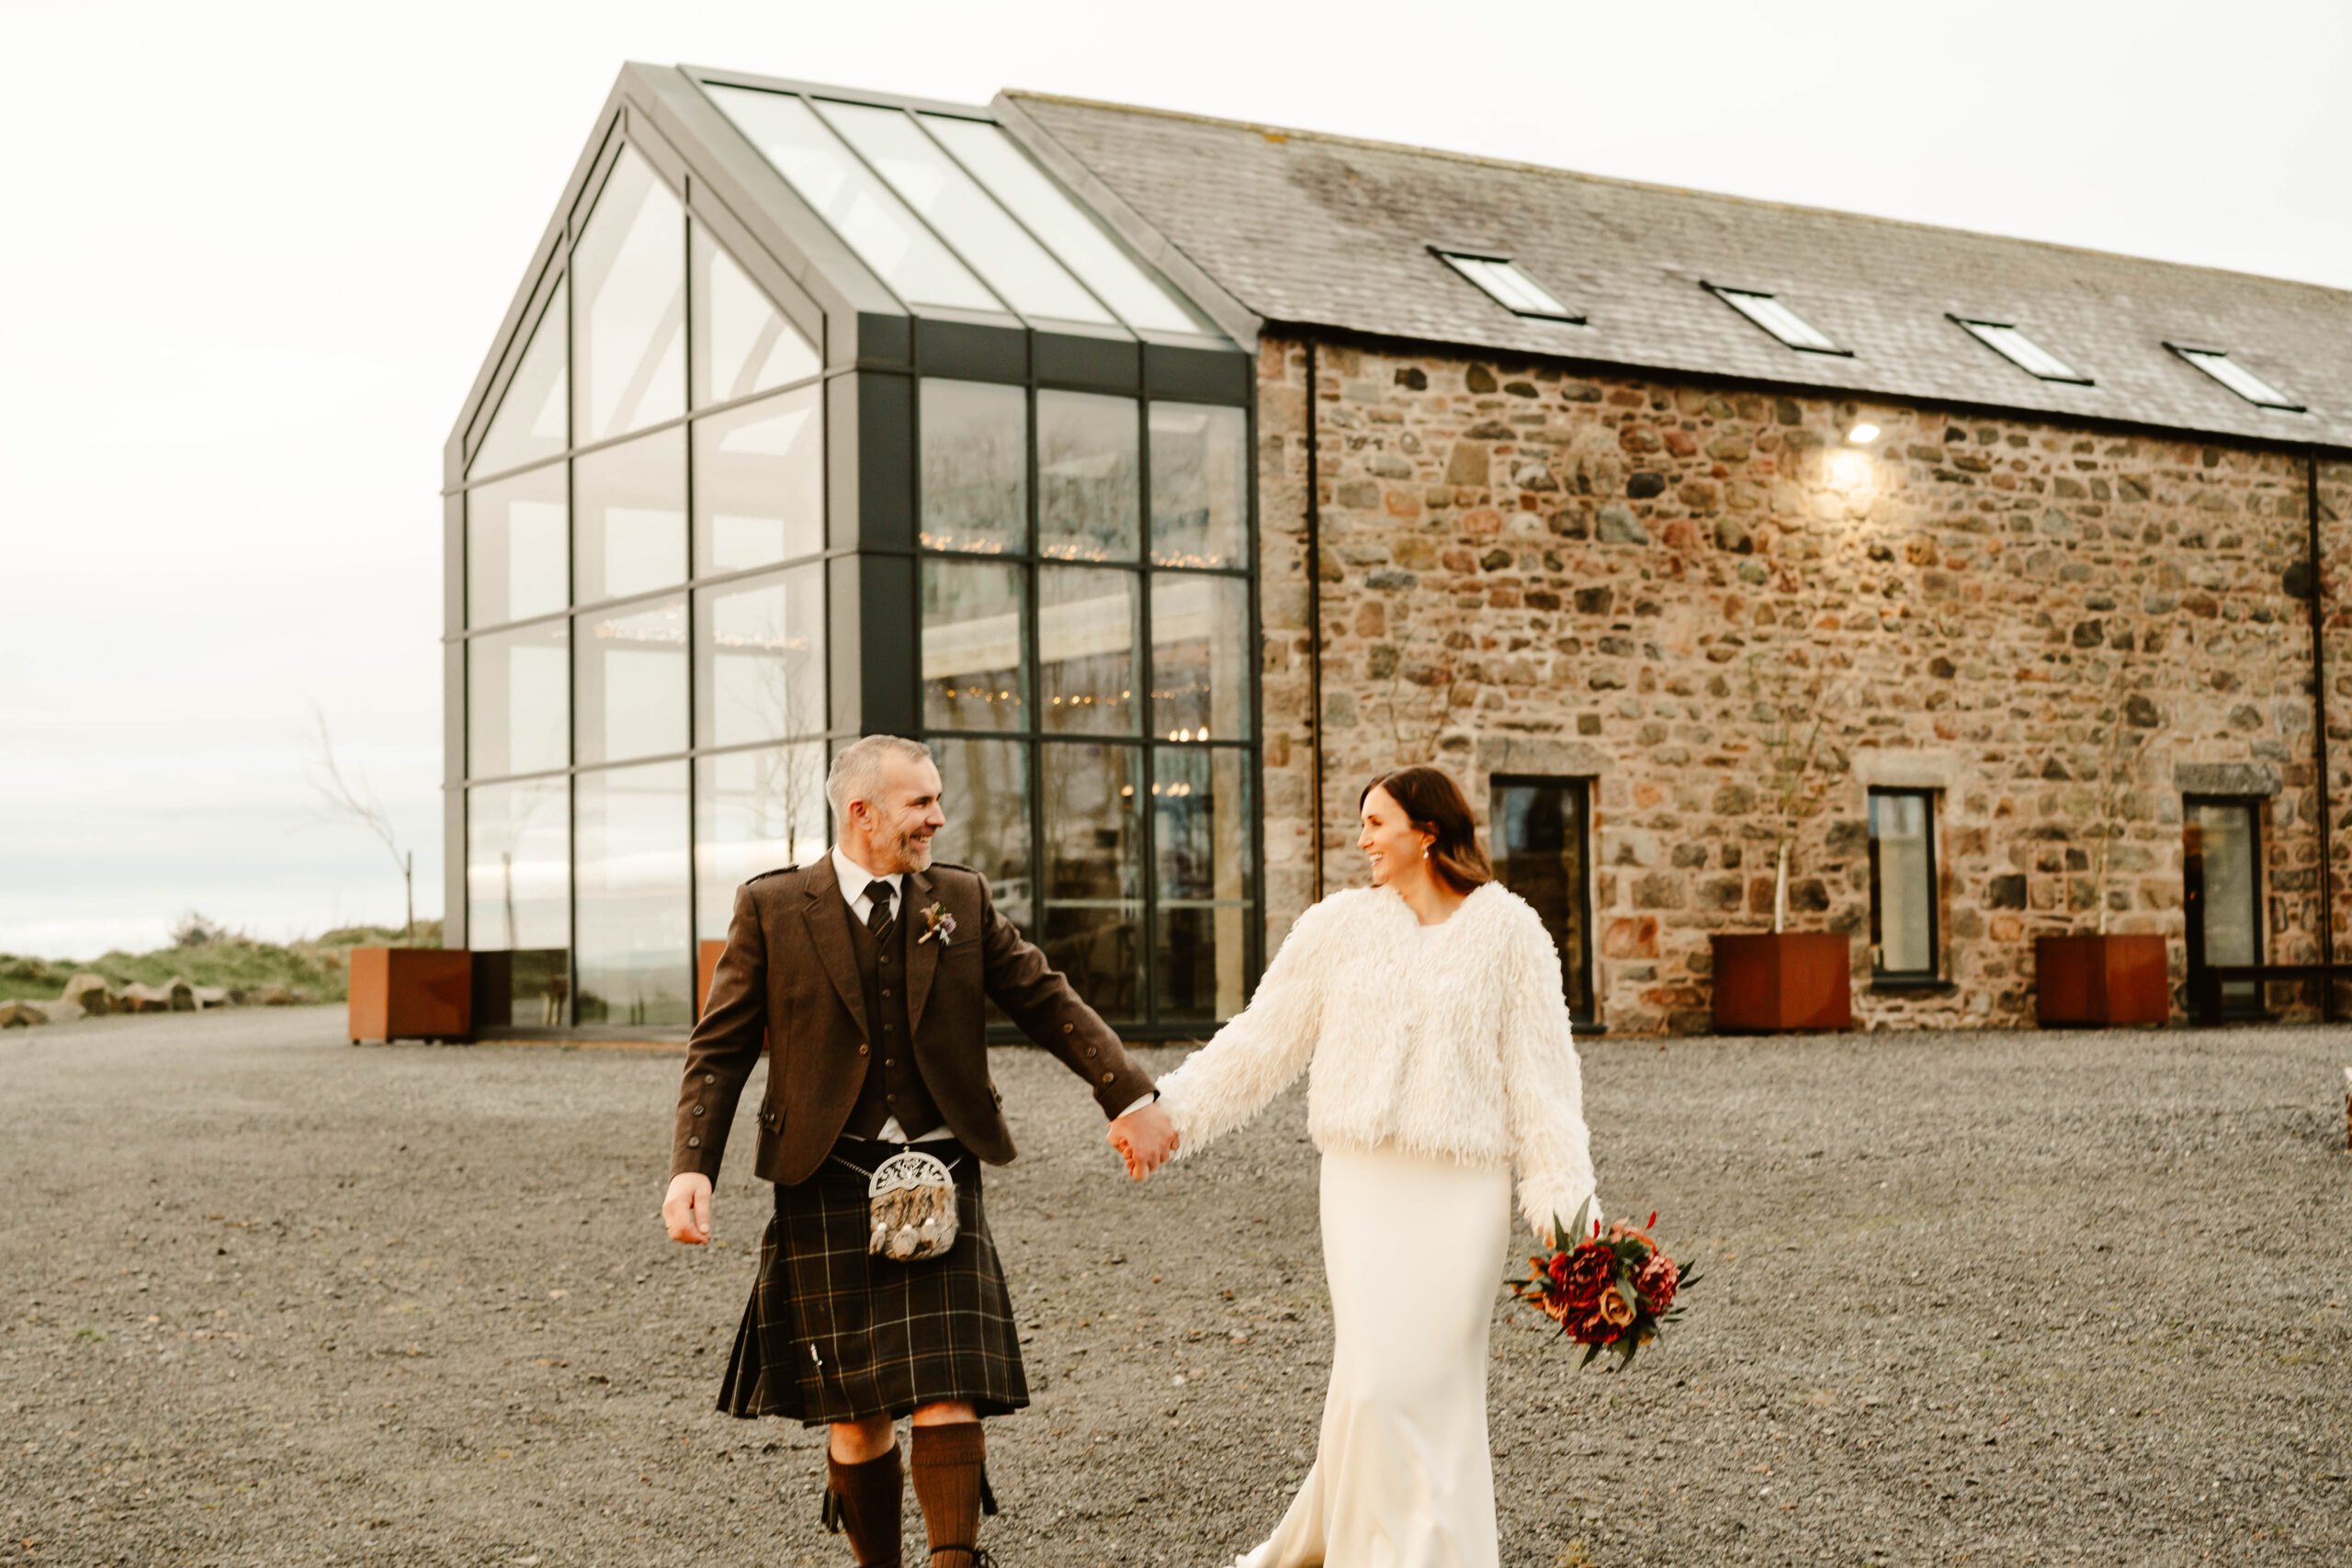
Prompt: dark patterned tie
<box><xmin>864</xmin><ymin>879</ymin><xmax>896</xmax><ymax>941</ymax></box>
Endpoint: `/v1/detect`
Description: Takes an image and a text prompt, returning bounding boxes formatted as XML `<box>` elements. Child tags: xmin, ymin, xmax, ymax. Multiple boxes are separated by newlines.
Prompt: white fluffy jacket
<box><xmin>1153</xmin><ymin>880</ymin><xmax>1600</xmax><ymax>1240</ymax></box>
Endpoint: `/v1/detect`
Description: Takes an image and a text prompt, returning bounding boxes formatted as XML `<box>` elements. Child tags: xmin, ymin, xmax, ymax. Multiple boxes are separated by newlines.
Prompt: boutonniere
<box><xmin>917</xmin><ymin>901</ymin><xmax>957</xmax><ymax>947</ymax></box>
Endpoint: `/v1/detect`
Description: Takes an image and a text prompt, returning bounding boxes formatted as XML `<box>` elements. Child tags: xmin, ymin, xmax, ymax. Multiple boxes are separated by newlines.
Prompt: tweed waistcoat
<box><xmin>839</xmin><ymin>893</ymin><xmax>942</xmax><ymax>1140</ymax></box>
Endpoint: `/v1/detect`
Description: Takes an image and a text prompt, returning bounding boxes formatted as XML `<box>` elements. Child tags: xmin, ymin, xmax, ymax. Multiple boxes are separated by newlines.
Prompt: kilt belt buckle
<box><xmin>865</xmin><ymin>1146</ymin><xmax>960</xmax><ymax>1262</ymax></box>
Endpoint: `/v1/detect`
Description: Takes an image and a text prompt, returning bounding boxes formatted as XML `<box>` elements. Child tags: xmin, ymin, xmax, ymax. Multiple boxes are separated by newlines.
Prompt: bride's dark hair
<box><xmin>1359</xmin><ymin>765</ymin><xmax>1494</xmax><ymax>896</ymax></box>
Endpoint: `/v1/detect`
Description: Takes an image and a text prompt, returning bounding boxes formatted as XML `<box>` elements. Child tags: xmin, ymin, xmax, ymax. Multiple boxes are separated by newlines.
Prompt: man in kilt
<box><xmin>662</xmin><ymin>734</ymin><xmax>1180</xmax><ymax>1568</ymax></box>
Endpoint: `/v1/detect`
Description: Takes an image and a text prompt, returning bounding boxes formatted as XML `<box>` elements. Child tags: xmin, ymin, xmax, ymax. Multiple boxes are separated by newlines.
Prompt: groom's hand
<box><xmin>1106</xmin><ymin>1101</ymin><xmax>1179</xmax><ymax>1180</ymax></box>
<box><xmin>663</xmin><ymin>1172</ymin><xmax>713</xmax><ymax>1245</ymax></box>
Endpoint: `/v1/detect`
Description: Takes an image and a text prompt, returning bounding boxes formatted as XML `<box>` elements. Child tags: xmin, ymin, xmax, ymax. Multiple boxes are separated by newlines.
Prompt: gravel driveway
<box><xmin>4</xmin><ymin>1006</ymin><xmax>2346</xmax><ymax>1566</ymax></box>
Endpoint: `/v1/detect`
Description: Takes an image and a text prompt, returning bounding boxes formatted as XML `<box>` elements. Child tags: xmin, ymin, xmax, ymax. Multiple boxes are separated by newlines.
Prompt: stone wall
<box><xmin>1255</xmin><ymin>333</ymin><xmax>2352</xmax><ymax>1033</ymax></box>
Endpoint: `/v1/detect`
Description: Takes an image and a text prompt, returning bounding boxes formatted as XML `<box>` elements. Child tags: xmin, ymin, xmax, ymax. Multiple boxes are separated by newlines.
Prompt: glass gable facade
<box><xmin>447</xmin><ymin>67</ymin><xmax>1257</xmax><ymax>1038</ymax></box>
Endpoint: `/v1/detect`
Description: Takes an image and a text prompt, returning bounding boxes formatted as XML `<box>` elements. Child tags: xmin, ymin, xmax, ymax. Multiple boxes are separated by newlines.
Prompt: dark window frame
<box><xmin>1428</xmin><ymin>246</ymin><xmax>1586</xmax><ymax>324</ymax></box>
<box><xmin>1948</xmin><ymin>314</ymin><xmax>2095</xmax><ymax>386</ymax></box>
<box><xmin>1488</xmin><ymin>773</ymin><xmax>1599</xmax><ymax>1026</ymax></box>
<box><xmin>2163</xmin><ymin>343</ymin><xmax>2307</xmax><ymax>412</ymax></box>
<box><xmin>1701</xmin><ymin>281</ymin><xmax>1853</xmax><ymax>357</ymax></box>
<box><xmin>911</xmin><ymin>365</ymin><xmax>1262</xmax><ymax>1042</ymax></box>
<box><xmin>1866</xmin><ymin>786</ymin><xmax>1941</xmax><ymax>983</ymax></box>
<box><xmin>2183</xmin><ymin>792</ymin><xmax>2268</xmax><ymax>1020</ymax></box>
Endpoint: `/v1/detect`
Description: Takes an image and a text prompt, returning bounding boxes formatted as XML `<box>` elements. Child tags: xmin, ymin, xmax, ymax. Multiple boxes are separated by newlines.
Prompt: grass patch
<box><xmin>0</xmin><ymin>919</ymin><xmax>444</xmax><ymax>1005</ymax></box>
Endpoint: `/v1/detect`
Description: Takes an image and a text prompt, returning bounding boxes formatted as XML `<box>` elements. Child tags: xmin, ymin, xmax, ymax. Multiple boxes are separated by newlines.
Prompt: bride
<box><xmin>1147</xmin><ymin>764</ymin><xmax>1601</xmax><ymax>1568</ymax></box>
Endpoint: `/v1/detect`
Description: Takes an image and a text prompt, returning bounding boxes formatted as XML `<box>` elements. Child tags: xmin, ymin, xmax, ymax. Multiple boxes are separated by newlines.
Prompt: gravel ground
<box><xmin>4</xmin><ymin>1006</ymin><xmax>2347</xmax><ymax>1567</ymax></box>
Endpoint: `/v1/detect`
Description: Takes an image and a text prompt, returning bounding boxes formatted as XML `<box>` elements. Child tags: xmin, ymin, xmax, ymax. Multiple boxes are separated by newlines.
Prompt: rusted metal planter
<box><xmin>348</xmin><ymin>947</ymin><xmax>473</xmax><ymax>1044</ymax></box>
<box><xmin>1709</xmin><ymin>932</ymin><xmax>1853</xmax><ymax>1033</ymax></box>
<box><xmin>696</xmin><ymin>938</ymin><xmax>769</xmax><ymax>1047</ymax></box>
<box><xmin>2035</xmin><ymin>933</ymin><xmax>2169</xmax><ymax>1026</ymax></box>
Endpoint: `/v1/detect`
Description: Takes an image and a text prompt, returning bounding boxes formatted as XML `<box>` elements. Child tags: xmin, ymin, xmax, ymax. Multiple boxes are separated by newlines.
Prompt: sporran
<box><xmin>860</xmin><ymin>1146</ymin><xmax>962</xmax><ymax>1261</ymax></box>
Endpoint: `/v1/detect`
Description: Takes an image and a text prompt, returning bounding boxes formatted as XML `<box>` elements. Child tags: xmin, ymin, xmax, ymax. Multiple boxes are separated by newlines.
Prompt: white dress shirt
<box><xmin>826</xmin><ymin>843</ymin><xmax>1155</xmax><ymax>1140</ymax></box>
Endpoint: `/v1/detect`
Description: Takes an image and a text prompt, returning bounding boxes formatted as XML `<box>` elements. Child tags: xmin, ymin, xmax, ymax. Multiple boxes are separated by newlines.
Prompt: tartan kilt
<box><xmin>718</xmin><ymin>1136</ymin><xmax>1029</xmax><ymax>1427</ymax></box>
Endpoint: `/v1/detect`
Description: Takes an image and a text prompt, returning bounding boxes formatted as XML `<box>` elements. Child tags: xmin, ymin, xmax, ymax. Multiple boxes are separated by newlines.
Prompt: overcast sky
<box><xmin>4</xmin><ymin>0</ymin><xmax>2346</xmax><ymax>960</ymax></box>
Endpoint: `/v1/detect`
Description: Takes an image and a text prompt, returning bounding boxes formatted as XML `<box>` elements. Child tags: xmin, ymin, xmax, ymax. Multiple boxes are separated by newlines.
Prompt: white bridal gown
<box><xmin>1235</xmin><ymin>1141</ymin><xmax>1513</xmax><ymax>1568</ymax></box>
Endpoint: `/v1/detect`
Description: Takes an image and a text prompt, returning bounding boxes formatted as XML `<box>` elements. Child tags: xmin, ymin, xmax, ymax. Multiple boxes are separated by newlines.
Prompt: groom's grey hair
<box><xmin>826</xmin><ymin>734</ymin><xmax>934</xmax><ymax>824</ymax></box>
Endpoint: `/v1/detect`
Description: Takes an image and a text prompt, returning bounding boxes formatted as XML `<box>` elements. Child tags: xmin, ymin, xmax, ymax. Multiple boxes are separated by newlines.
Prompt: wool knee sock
<box><xmin>908</xmin><ymin>1420</ymin><xmax>987</xmax><ymax>1564</ymax></box>
<box><xmin>825</xmin><ymin>1444</ymin><xmax>903</xmax><ymax>1567</ymax></box>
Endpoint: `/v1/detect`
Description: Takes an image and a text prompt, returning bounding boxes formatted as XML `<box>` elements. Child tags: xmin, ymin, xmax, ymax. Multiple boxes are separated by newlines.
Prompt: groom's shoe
<box><xmin>823</xmin><ymin>1445</ymin><xmax>904</xmax><ymax>1567</ymax></box>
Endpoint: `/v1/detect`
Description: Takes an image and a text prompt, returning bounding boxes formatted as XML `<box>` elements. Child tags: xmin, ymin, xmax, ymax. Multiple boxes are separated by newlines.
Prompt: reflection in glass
<box><xmin>814</xmin><ymin>100</ymin><xmax>1112</xmax><ymax>324</ymax></box>
<box><xmin>696</xmin><ymin>743</ymin><xmax>828</xmax><ymax>939</ymax></box>
<box><xmin>1149</xmin><ymin>402</ymin><xmax>1247</xmax><ymax>569</ymax></box>
<box><xmin>694</xmin><ymin>388</ymin><xmax>823</xmax><ymax>573</ymax></box>
<box><xmin>466</xmin><ymin>778</ymin><xmax>571</xmax><ymax>1026</ymax></box>
<box><xmin>703</xmin><ymin>86</ymin><xmax>1000</xmax><ymax>313</ymax></box>
<box><xmin>576</xmin><ymin>595</ymin><xmax>686</xmax><ymax>765</ymax></box>
<box><xmin>1153</xmin><ymin>748</ymin><xmax>1252</xmax><ymax>1022</ymax></box>
<box><xmin>467</xmin><ymin>464</ymin><xmax>567</xmax><ymax>627</ymax></box>
<box><xmin>1868</xmin><ymin>790</ymin><xmax>1936</xmax><ymax>976</ymax></box>
<box><xmin>469</xmin><ymin>280</ymin><xmax>568</xmax><ymax>479</ymax></box>
<box><xmin>572</xmin><ymin>146</ymin><xmax>684</xmax><ymax>443</ymax></box>
<box><xmin>468</xmin><ymin>620</ymin><xmax>569</xmax><ymax>780</ymax></box>
<box><xmin>920</xmin><ymin>379</ymin><xmax>1025</xmax><ymax>554</ymax></box>
<box><xmin>2190</xmin><ymin>799</ymin><xmax>2261</xmax><ymax>1012</ymax></box>
<box><xmin>922</xmin><ymin>560</ymin><xmax>1025</xmax><ymax>731</ymax></box>
<box><xmin>1149</xmin><ymin>573</ymin><xmax>1250</xmax><ymax>740</ymax></box>
<box><xmin>1039</xmin><ymin>567</ymin><xmax>1137</xmax><ymax>736</ymax></box>
<box><xmin>574</xmin><ymin>427</ymin><xmax>685</xmax><ymax>604</ymax></box>
<box><xmin>1493</xmin><ymin>778</ymin><xmax>1594</xmax><ymax>1018</ymax></box>
<box><xmin>930</xmin><ymin>736</ymin><xmax>1031</xmax><ymax>930</ymax></box>
<box><xmin>575</xmin><ymin>761</ymin><xmax>691</xmax><ymax>1027</ymax></box>
<box><xmin>1041</xmin><ymin>741</ymin><xmax>1144</xmax><ymax>1021</ymax></box>
<box><xmin>690</xmin><ymin>220</ymin><xmax>819</xmax><ymax>408</ymax></box>
<box><xmin>1038</xmin><ymin>390</ymin><xmax>1139</xmax><ymax>561</ymax></box>
<box><xmin>922</xmin><ymin>116</ymin><xmax>1204</xmax><ymax>334</ymax></box>
<box><xmin>695</xmin><ymin>566</ymin><xmax>825</xmax><ymax>748</ymax></box>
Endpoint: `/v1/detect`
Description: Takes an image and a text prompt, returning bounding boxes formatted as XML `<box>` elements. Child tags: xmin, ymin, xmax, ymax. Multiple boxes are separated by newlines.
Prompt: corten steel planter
<box><xmin>2034</xmin><ymin>933</ymin><xmax>2170</xmax><ymax>1027</ymax></box>
<box><xmin>695</xmin><ymin>939</ymin><xmax>770</xmax><ymax>1043</ymax></box>
<box><xmin>697</xmin><ymin>940</ymin><xmax>725</xmax><ymax>1021</ymax></box>
<box><xmin>1710</xmin><ymin>932</ymin><xmax>1853</xmax><ymax>1033</ymax></box>
<box><xmin>347</xmin><ymin>948</ymin><xmax>472</xmax><ymax>1044</ymax></box>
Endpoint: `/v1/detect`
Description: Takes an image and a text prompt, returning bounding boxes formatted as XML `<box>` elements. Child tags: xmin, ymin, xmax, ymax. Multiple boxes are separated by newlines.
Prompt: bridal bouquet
<box><xmin>1507</xmin><ymin>1197</ymin><xmax>1698</xmax><ymax>1371</ymax></box>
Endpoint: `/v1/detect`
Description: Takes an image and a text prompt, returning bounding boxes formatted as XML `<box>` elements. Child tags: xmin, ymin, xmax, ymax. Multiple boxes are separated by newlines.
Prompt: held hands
<box><xmin>663</xmin><ymin>1172</ymin><xmax>714</xmax><ymax>1245</ymax></box>
<box><xmin>1106</xmin><ymin>1101</ymin><xmax>1179</xmax><ymax>1180</ymax></box>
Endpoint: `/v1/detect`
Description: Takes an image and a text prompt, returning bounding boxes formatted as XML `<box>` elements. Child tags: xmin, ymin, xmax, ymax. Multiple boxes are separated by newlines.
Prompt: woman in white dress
<box><xmin>1150</xmin><ymin>764</ymin><xmax>1602</xmax><ymax>1568</ymax></box>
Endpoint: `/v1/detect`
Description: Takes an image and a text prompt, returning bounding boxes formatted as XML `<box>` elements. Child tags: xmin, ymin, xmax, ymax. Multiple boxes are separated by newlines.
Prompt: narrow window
<box><xmin>1951</xmin><ymin>317</ymin><xmax>2091</xmax><ymax>384</ymax></box>
<box><xmin>1867</xmin><ymin>788</ymin><xmax>1939</xmax><ymax>981</ymax></box>
<box><xmin>1490</xmin><ymin>775</ymin><xmax>1597</xmax><ymax>1022</ymax></box>
<box><xmin>2166</xmin><ymin>345</ymin><xmax>2304</xmax><ymax>412</ymax></box>
<box><xmin>1704</xmin><ymin>284</ymin><xmax>1848</xmax><ymax>355</ymax></box>
<box><xmin>1431</xmin><ymin>249</ymin><xmax>1583</xmax><ymax>323</ymax></box>
<box><xmin>2184</xmin><ymin>795</ymin><xmax>2265</xmax><ymax>1018</ymax></box>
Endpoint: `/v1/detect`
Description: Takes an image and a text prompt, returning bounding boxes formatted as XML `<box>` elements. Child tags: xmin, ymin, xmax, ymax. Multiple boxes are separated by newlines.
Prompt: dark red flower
<box><xmin>1634</xmin><ymin>1251</ymin><xmax>1679</xmax><ymax>1314</ymax></box>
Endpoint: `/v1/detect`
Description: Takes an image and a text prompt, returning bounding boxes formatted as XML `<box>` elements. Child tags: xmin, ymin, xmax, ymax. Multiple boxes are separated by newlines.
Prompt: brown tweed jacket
<box><xmin>670</xmin><ymin>858</ymin><xmax>1158</xmax><ymax>1186</ymax></box>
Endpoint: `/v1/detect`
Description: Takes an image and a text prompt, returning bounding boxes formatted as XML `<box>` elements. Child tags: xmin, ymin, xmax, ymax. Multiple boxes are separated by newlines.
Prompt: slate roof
<box><xmin>997</xmin><ymin>90</ymin><xmax>2352</xmax><ymax>452</ymax></box>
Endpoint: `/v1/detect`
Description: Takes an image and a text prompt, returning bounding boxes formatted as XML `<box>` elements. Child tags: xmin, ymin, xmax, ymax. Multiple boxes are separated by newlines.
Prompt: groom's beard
<box><xmin>896</xmin><ymin>826</ymin><xmax>936</xmax><ymax>872</ymax></box>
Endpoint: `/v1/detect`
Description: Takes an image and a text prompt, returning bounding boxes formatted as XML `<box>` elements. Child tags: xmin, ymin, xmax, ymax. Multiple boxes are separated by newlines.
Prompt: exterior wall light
<box><xmin>1846</xmin><ymin>422</ymin><xmax>1881</xmax><ymax>446</ymax></box>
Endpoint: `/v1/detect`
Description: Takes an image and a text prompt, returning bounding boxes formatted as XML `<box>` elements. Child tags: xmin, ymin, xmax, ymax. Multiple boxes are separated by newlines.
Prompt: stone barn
<box><xmin>447</xmin><ymin>64</ymin><xmax>2349</xmax><ymax>1039</ymax></box>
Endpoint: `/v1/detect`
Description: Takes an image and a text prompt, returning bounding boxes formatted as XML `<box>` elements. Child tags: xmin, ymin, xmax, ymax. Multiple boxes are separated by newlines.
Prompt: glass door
<box><xmin>1491</xmin><ymin>775</ymin><xmax>1597</xmax><ymax>1024</ymax></box>
<box><xmin>2185</xmin><ymin>796</ymin><xmax>2263</xmax><ymax>1017</ymax></box>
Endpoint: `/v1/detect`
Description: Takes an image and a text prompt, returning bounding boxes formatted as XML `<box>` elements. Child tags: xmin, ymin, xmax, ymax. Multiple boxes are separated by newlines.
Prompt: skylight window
<box><xmin>1705</xmin><ymin>284</ymin><xmax>1847</xmax><ymax>355</ymax></box>
<box><xmin>1951</xmin><ymin>317</ymin><xmax>2090</xmax><ymax>384</ymax></box>
<box><xmin>1431</xmin><ymin>250</ymin><xmax>1582</xmax><ymax>322</ymax></box>
<box><xmin>2167</xmin><ymin>345</ymin><xmax>2305</xmax><ymax>412</ymax></box>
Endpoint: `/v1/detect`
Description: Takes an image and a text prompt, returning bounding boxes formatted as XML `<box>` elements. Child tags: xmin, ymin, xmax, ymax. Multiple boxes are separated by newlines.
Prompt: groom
<box><xmin>662</xmin><ymin>734</ymin><xmax>1179</xmax><ymax>1568</ymax></box>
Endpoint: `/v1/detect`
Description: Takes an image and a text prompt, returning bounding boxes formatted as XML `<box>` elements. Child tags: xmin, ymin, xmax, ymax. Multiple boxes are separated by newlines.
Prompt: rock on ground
<box><xmin>2</xmin><ymin>1007</ymin><xmax>2347</xmax><ymax>1565</ymax></box>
